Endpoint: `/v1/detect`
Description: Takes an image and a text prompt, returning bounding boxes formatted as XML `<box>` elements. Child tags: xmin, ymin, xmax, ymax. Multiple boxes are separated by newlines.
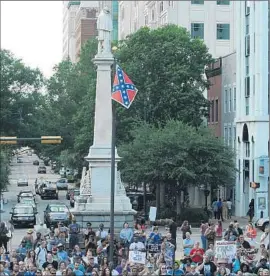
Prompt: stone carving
<box><xmin>80</xmin><ymin>167</ymin><xmax>91</xmax><ymax>196</ymax></box>
<box><xmin>97</xmin><ymin>6</ymin><xmax>113</xmax><ymax>55</ymax></box>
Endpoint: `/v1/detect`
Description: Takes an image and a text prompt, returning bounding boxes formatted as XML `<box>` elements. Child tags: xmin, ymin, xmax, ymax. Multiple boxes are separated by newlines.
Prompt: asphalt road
<box><xmin>0</xmin><ymin>152</ymin><xmax>263</xmax><ymax>260</ymax></box>
<box><xmin>0</xmin><ymin>152</ymin><xmax>74</xmax><ymax>250</ymax></box>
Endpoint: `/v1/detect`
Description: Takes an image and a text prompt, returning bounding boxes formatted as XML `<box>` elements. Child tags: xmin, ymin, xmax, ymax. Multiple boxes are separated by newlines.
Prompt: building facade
<box><xmin>119</xmin><ymin>0</ymin><xmax>236</xmax><ymax>58</ymax></box>
<box><xmin>62</xmin><ymin>1</ymin><xmax>98</xmax><ymax>63</ymax></box>
<box><xmin>235</xmin><ymin>1</ymin><xmax>269</xmax><ymax>218</ymax></box>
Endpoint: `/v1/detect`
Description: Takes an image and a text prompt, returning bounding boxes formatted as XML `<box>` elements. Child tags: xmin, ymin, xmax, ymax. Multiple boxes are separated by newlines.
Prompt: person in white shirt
<box><xmin>35</xmin><ymin>240</ymin><xmax>47</xmax><ymax>269</ymax></box>
<box><xmin>129</xmin><ymin>236</ymin><xmax>145</xmax><ymax>251</ymax></box>
<box><xmin>96</xmin><ymin>223</ymin><xmax>108</xmax><ymax>246</ymax></box>
<box><xmin>226</xmin><ymin>198</ymin><xmax>233</xmax><ymax>219</ymax></box>
<box><xmin>260</xmin><ymin>228</ymin><xmax>269</xmax><ymax>248</ymax></box>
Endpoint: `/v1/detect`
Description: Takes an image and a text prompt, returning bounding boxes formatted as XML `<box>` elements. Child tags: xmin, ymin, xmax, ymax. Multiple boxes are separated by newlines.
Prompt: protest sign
<box><xmin>129</xmin><ymin>250</ymin><xmax>146</xmax><ymax>264</ymax></box>
<box><xmin>147</xmin><ymin>244</ymin><xmax>161</xmax><ymax>253</ymax></box>
<box><xmin>215</xmin><ymin>241</ymin><xmax>236</xmax><ymax>261</ymax></box>
<box><xmin>149</xmin><ymin>206</ymin><xmax>157</xmax><ymax>222</ymax></box>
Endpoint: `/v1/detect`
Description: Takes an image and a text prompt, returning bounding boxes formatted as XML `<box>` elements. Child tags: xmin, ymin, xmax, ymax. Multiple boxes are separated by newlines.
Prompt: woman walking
<box><xmin>0</xmin><ymin>222</ymin><xmax>9</xmax><ymax>252</ymax></box>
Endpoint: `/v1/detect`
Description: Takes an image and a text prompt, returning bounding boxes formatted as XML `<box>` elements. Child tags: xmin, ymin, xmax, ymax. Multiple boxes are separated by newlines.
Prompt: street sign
<box><xmin>0</xmin><ymin>137</ymin><xmax>17</xmax><ymax>144</ymax></box>
<box><xmin>41</xmin><ymin>136</ymin><xmax>62</xmax><ymax>144</ymax></box>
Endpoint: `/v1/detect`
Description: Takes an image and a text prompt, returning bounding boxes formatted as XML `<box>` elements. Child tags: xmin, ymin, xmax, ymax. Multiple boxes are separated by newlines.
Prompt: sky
<box><xmin>1</xmin><ymin>1</ymin><xmax>63</xmax><ymax>78</ymax></box>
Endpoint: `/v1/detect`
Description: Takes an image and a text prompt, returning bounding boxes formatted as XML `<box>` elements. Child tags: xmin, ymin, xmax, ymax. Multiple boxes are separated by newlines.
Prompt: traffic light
<box><xmin>0</xmin><ymin>137</ymin><xmax>17</xmax><ymax>144</ymax></box>
<box><xmin>41</xmin><ymin>136</ymin><xmax>62</xmax><ymax>144</ymax></box>
<box><xmin>250</xmin><ymin>182</ymin><xmax>260</xmax><ymax>189</ymax></box>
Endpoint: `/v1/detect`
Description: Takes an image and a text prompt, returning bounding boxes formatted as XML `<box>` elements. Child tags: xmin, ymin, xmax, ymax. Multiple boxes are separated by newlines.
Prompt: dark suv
<box><xmin>10</xmin><ymin>204</ymin><xmax>37</xmax><ymax>227</ymax></box>
<box><xmin>38</xmin><ymin>166</ymin><xmax>46</xmax><ymax>174</ymax></box>
<box><xmin>40</xmin><ymin>183</ymin><xmax>58</xmax><ymax>200</ymax></box>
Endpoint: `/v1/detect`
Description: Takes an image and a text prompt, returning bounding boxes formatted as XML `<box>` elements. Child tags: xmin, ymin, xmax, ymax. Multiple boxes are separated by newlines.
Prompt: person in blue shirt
<box><xmin>147</xmin><ymin>226</ymin><xmax>162</xmax><ymax>245</ymax></box>
<box><xmin>73</xmin><ymin>262</ymin><xmax>84</xmax><ymax>276</ymax></box>
<box><xmin>174</xmin><ymin>262</ymin><xmax>185</xmax><ymax>275</ymax></box>
<box><xmin>183</xmin><ymin>232</ymin><xmax>194</xmax><ymax>256</ymax></box>
<box><xmin>119</xmin><ymin>222</ymin><xmax>133</xmax><ymax>247</ymax></box>
<box><xmin>56</xmin><ymin>243</ymin><xmax>68</xmax><ymax>262</ymax></box>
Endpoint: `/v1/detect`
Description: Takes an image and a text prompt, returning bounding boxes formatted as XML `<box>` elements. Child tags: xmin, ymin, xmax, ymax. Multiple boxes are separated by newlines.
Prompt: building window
<box><xmin>228</xmin><ymin>88</ymin><xmax>232</xmax><ymax>112</ymax></box>
<box><xmin>121</xmin><ymin>7</ymin><xmax>124</xmax><ymax>20</ymax></box>
<box><xmin>224</xmin><ymin>89</ymin><xmax>228</xmax><ymax>113</ymax></box>
<box><xmin>217</xmin><ymin>0</ymin><xmax>230</xmax><ymax>5</ymax></box>
<box><xmin>191</xmin><ymin>0</ymin><xmax>204</xmax><ymax>4</ymax></box>
<box><xmin>233</xmin><ymin>126</ymin><xmax>236</xmax><ymax>149</ymax></box>
<box><xmin>245</xmin><ymin>142</ymin><xmax>250</xmax><ymax>157</ymax></box>
<box><xmin>217</xmin><ymin>24</ymin><xmax>230</xmax><ymax>40</ymax></box>
<box><xmin>245</xmin><ymin>98</ymin><xmax>249</xmax><ymax>115</ymax></box>
<box><xmin>145</xmin><ymin>14</ymin><xmax>148</xmax><ymax>25</ymax></box>
<box><xmin>245</xmin><ymin>16</ymin><xmax>249</xmax><ymax>35</ymax></box>
<box><xmin>245</xmin><ymin>35</ymin><xmax>250</xmax><ymax>56</ymax></box>
<box><xmin>215</xmin><ymin>99</ymin><xmax>218</xmax><ymax>122</ymax></box>
<box><xmin>245</xmin><ymin>57</ymin><xmax>249</xmax><ymax>75</ymax></box>
<box><xmin>245</xmin><ymin>0</ymin><xmax>250</xmax><ymax>15</ymax></box>
<box><xmin>211</xmin><ymin>100</ymin><xmax>215</xmax><ymax>122</ymax></box>
<box><xmin>191</xmin><ymin>23</ymin><xmax>204</xmax><ymax>39</ymax></box>
<box><xmin>233</xmin><ymin>87</ymin><xmax>236</xmax><ymax>112</ymax></box>
<box><xmin>151</xmin><ymin>9</ymin><xmax>155</xmax><ymax>21</ymax></box>
<box><xmin>228</xmin><ymin>126</ymin><xmax>231</xmax><ymax>146</ymax></box>
<box><xmin>224</xmin><ymin>127</ymin><xmax>228</xmax><ymax>143</ymax></box>
<box><xmin>245</xmin><ymin>76</ymin><xmax>250</xmax><ymax>97</ymax></box>
<box><xmin>160</xmin><ymin>1</ymin><xmax>164</xmax><ymax>12</ymax></box>
<box><xmin>253</xmin><ymin>75</ymin><xmax>255</xmax><ymax>95</ymax></box>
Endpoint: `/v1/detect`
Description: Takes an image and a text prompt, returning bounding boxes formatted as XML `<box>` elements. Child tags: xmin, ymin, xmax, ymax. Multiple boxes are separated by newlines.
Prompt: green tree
<box><xmin>114</xmin><ymin>25</ymin><xmax>213</xmax><ymax>144</ymax></box>
<box><xmin>119</xmin><ymin>120</ymin><xmax>236</xmax><ymax>216</ymax></box>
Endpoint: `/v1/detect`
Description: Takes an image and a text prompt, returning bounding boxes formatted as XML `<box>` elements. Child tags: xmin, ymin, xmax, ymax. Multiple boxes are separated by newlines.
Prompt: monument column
<box><xmin>73</xmin><ymin>7</ymin><xmax>136</xmax><ymax>231</ymax></box>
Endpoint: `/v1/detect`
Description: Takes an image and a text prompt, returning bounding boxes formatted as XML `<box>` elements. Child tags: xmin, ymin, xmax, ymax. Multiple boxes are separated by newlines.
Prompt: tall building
<box><xmin>62</xmin><ymin>1</ymin><xmax>98</xmax><ymax>63</ymax></box>
<box><xmin>118</xmin><ymin>0</ymin><xmax>236</xmax><ymax>58</ymax></box>
<box><xmin>235</xmin><ymin>1</ymin><xmax>269</xmax><ymax>218</ymax></box>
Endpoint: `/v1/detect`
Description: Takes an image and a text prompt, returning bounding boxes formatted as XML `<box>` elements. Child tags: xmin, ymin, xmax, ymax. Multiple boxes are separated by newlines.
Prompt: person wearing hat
<box><xmin>56</xmin><ymin>243</ymin><xmax>68</xmax><ymax>262</ymax></box>
<box><xmin>22</xmin><ymin>229</ymin><xmax>34</xmax><ymax>250</ymax></box>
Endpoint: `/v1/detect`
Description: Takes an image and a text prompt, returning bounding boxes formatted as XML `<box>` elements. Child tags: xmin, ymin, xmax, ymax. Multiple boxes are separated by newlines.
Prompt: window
<box><xmin>215</xmin><ymin>99</ymin><xmax>219</xmax><ymax>122</ymax></box>
<box><xmin>228</xmin><ymin>127</ymin><xmax>231</xmax><ymax>146</ymax></box>
<box><xmin>233</xmin><ymin>126</ymin><xmax>236</xmax><ymax>149</ymax></box>
<box><xmin>224</xmin><ymin>127</ymin><xmax>228</xmax><ymax>143</ymax></box>
<box><xmin>245</xmin><ymin>142</ymin><xmax>250</xmax><ymax>157</ymax></box>
<box><xmin>245</xmin><ymin>35</ymin><xmax>250</xmax><ymax>56</ymax></box>
<box><xmin>191</xmin><ymin>23</ymin><xmax>204</xmax><ymax>39</ymax></box>
<box><xmin>245</xmin><ymin>16</ymin><xmax>249</xmax><ymax>35</ymax></box>
<box><xmin>160</xmin><ymin>1</ymin><xmax>164</xmax><ymax>12</ymax></box>
<box><xmin>245</xmin><ymin>76</ymin><xmax>250</xmax><ymax>97</ymax></box>
<box><xmin>245</xmin><ymin>98</ymin><xmax>249</xmax><ymax>115</ymax></box>
<box><xmin>233</xmin><ymin>87</ymin><xmax>236</xmax><ymax>111</ymax></box>
<box><xmin>245</xmin><ymin>0</ymin><xmax>250</xmax><ymax>15</ymax></box>
<box><xmin>145</xmin><ymin>14</ymin><xmax>148</xmax><ymax>25</ymax></box>
<box><xmin>253</xmin><ymin>75</ymin><xmax>255</xmax><ymax>94</ymax></box>
<box><xmin>245</xmin><ymin>57</ymin><xmax>249</xmax><ymax>75</ymax></box>
<box><xmin>211</xmin><ymin>100</ymin><xmax>215</xmax><ymax>122</ymax></box>
<box><xmin>217</xmin><ymin>24</ymin><xmax>230</xmax><ymax>40</ymax></box>
<box><xmin>121</xmin><ymin>7</ymin><xmax>125</xmax><ymax>20</ymax></box>
<box><xmin>151</xmin><ymin>9</ymin><xmax>155</xmax><ymax>21</ymax></box>
<box><xmin>224</xmin><ymin>89</ymin><xmax>228</xmax><ymax>113</ymax></box>
<box><xmin>191</xmin><ymin>0</ymin><xmax>204</xmax><ymax>4</ymax></box>
<box><xmin>217</xmin><ymin>0</ymin><xmax>230</xmax><ymax>5</ymax></box>
<box><xmin>228</xmin><ymin>88</ymin><xmax>232</xmax><ymax>112</ymax></box>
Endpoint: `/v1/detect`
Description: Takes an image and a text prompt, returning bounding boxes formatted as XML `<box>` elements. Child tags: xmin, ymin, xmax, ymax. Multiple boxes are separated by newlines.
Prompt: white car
<box><xmin>17</xmin><ymin>178</ymin><xmax>28</xmax><ymax>187</ymax></box>
<box><xmin>255</xmin><ymin>218</ymin><xmax>269</xmax><ymax>232</ymax></box>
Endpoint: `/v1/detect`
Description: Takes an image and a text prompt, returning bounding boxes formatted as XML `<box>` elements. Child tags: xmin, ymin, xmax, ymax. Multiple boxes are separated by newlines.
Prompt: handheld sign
<box><xmin>149</xmin><ymin>206</ymin><xmax>157</xmax><ymax>222</ymax></box>
<box><xmin>147</xmin><ymin>244</ymin><xmax>161</xmax><ymax>254</ymax></box>
<box><xmin>215</xmin><ymin>241</ymin><xmax>236</xmax><ymax>261</ymax></box>
<box><xmin>129</xmin><ymin>250</ymin><xmax>146</xmax><ymax>264</ymax></box>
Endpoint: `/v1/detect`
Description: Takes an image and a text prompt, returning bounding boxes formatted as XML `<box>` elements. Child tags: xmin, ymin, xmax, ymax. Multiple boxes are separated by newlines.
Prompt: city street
<box><xmin>0</xmin><ymin>151</ymin><xmax>263</xmax><ymax>260</ymax></box>
<box><xmin>1</xmin><ymin>152</ymin><xmax>73</xmax><ymax>249</ymax></box>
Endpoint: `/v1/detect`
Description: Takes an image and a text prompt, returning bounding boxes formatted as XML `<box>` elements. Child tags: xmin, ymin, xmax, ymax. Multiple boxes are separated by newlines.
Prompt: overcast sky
<box><xmin>1</xmin><ymin>1</ymin><xmax>63</xmax><ymax>78</ymax></box>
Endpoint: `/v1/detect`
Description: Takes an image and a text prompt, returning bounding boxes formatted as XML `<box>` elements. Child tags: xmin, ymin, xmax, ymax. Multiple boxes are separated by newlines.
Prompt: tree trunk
<box><xmin>160</xmin><ymin>182</ymin><xmax>165</xmax><ymax>209</ymax></box>
<box><xmin>156</xmin><ymin>182</ymin><xmax>160</xmax><ymax>216</ymax></box>
<box><xmin>176</xmin><ymin>192</ymin><xmax>182</xmax><ymax>216</ymax></box>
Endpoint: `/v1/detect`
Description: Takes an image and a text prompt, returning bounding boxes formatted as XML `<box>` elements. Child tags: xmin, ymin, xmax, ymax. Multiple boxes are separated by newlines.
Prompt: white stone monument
<box><xmin>72</xmin><ymin>7</ymin><xmax>136</xmax><ymax>231</ymax></box>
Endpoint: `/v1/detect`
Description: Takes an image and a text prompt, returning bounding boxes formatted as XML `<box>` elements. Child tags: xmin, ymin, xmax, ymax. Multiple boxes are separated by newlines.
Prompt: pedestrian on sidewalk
<box><xmin>0</xmin><ymin>222</ymin><xmax>9</xmax><ymax>253</ymax></box>
<box><xmin>222</xmin><ymin>199</ymin><xmax>228</xmax><ymax>220</ymax></box>
<box><xmin>217</xmin><ymin>198</ymin><xmax>223</xmax><ymax>221</ymax></box>
<box><xmin>227</xmin><ymin>198</ymin><xmax>233</xmax><ymax>219</ymax></box>
<box><xmin>247</xmin><ymin>199</ymin><xmax>255</xmax><ymax>222</ymax></box>
<box><xmin>180</xmin><ymin>220</ymin><xmax>192</xmax><ymax>240</ymax></box>
<box><xmin>212</xmin><ymin>199</ymin><xmax>218</xmax><ymax>219</ymax></box>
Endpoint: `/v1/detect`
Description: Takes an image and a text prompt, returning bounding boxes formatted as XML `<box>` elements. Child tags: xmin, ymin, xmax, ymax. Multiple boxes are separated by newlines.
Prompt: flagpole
<box><xmin>109</xmin><ymin>56</ymin><xmax>117</xmax><ymax>264</ymax></box>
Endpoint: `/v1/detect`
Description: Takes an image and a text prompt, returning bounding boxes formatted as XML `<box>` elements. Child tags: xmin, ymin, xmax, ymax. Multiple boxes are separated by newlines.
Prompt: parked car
<box><xmin>70</xmin><ymin>189</ymin><xmax>80</xmax><ymax>207</ymax></box>
<box><xmin>17</xmin><ymin>190</ymin><xmax>35</xmax><ymax>203</ymax></box>
<box><xmin>40</xmin><ymin>182</ymin><xmax>58</xmax><ymax>200</ymax></box>
<box><xmin>255</xmin><ymin>218</ymin><xmax>269</xmax><ymax>232</ymax></box>
<box><xmin>17</xmin><ymin>178</ymin><xmax>28</xmax><ymax>187</ymax></box>
<box><xmin>17</xmin><ymin>157</ymin><xmax>23</xmax><ymax>163</ymax></box>
<box><xmin>44</xmin><ymin>203</ymin><xmax>72</xmax><ymax>227</ymax></box>
<box><xmin>33</xmin><ymin>160</ymin><xmax>39</xmax><ymax>165</ymax></box>
<box><xmin>38</xmin><ymin>166</ymin><xmax>46</xmax><ymax>174</ymax></box>
<box><xmin>56</xmin><ymin>178</ymin><xmax>68</xmax><ymax>190</ymax></box>
<box><xmin>10</xmin><ymin>204</ymin><xmax>37</xmax><ymax>227</ymax></box>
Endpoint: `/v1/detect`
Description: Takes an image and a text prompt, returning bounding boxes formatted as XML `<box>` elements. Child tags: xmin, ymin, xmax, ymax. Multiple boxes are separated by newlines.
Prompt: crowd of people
<box><xmin>0</xmin><ymin>215</ymin><xmax>269</xmax><ymax>276</ymax></box>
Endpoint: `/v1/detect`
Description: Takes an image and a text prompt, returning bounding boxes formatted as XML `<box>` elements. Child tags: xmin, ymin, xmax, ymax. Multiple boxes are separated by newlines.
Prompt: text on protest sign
<box><xmin>129</xmin><ymin>251</ymin><xmax>146</xmax><ymax>264</ymax></box>
<box><xmin>147</xmin><ymin>244</ymin><xmax>161</xmax><ymax>253</ymax></box>
<box><xmin>215</xmin><ymin>241</ymin><xmax>236</xmax><ymax>260</ymax></box>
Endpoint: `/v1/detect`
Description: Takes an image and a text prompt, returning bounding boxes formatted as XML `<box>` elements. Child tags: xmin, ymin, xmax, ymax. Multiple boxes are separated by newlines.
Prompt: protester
<box><xmin>0</xmin><ymin>222</ymin><xmax>9</xmax><ymax>253</ymax></box>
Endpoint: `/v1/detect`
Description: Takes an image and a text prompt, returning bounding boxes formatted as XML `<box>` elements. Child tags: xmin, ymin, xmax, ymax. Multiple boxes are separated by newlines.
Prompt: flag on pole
<box><xmin>111</xmin><ymin>64</ymin><xmax>138</xmax><ymax>109</ymax></box>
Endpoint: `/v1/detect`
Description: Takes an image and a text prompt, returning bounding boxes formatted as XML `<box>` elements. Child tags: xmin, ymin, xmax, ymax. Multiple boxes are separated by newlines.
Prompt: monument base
<box><xmin>72</xmin><ymin>209</ymin><xmax>135</xmax><ymax>234</ymax></box>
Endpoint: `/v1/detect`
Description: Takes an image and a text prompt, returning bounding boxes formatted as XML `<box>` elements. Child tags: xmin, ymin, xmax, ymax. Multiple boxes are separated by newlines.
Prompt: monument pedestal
<box><xmin>72</xmin><ymin>51</ymin><xmax>136</xmax><ymax>232</ymax></box>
